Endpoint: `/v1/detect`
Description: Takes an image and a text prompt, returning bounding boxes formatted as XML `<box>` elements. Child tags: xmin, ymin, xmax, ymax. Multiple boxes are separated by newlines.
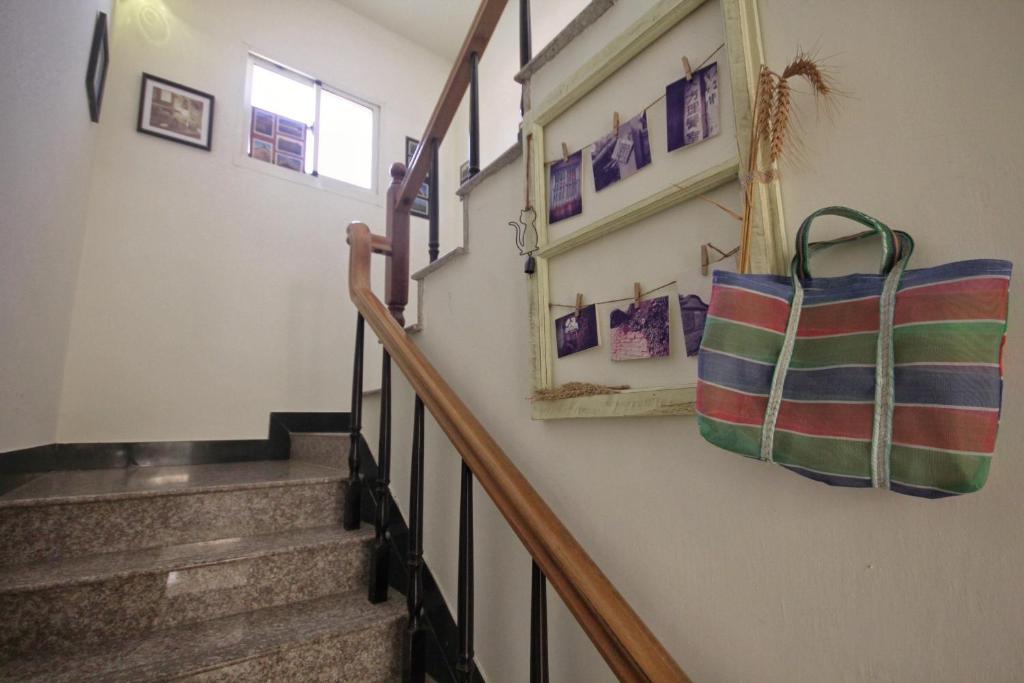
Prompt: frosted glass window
<box><xmin>247</xmin><ymin>55</ymin><xmax>377</xmax><ymax>189</ymax></box>
<box><xmin>318</xmin><ymin>90</ymin><xmax>374</xmax><ymax>189</ymax></box>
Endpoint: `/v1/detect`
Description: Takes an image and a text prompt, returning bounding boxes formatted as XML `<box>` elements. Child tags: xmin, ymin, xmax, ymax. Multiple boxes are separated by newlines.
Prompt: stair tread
<box><xmin>291</xmin><ymin>431</ymin><xmax>350</xmax><ymax>437</ymax></box>
<box><xmin>0</xmin><ymin>524</ymin><xmax>373</xmax><ymax>592</ymax></box>
<box><xmin>0</xmin><ymin>460</ymin><xmax>344</xmax><ymax>509</ymax></box>
<box><xmin>0</xmin><ymin>590</ymin><xmax>405</xmax><ymax>682</ymax></box>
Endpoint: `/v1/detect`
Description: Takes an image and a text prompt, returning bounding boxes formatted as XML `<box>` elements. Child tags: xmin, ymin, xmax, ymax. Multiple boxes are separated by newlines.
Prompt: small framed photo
<box><xmin>276</xmin><ymin>116</ymin><xmax>306</xmax><ymax>140</ymax></box>
<box><xmin>276</xmin><ymin>135</ymin><xmax>304</xmax><ymax>157</ymax></box>
<box><xmin>251</xmin><ymin>138</ymin><xmax>273</xmax><ymax>162</ymax></box>
<box><xmin>276</xmin><ymin>152</ymin><xmax>303</xmax><ymax>172</ymax></box>
<box><xmin>137</xmin><ymin>73</ymin><xmax>214</xmax><ymax>150</ymax></box>
<box><xmin>85</xmin><ymin>12</ymin><xmax>109</xmax><ymax>123</ymax></box>
<box><xmin>405</xmin><ymin>136</ymin><xmax>431</xmax><ymax>219</ymax></box>
<box><xmin>252</xmin><ymin>108</ymin><xmax>274</xmax><ymax>137</ymax></box>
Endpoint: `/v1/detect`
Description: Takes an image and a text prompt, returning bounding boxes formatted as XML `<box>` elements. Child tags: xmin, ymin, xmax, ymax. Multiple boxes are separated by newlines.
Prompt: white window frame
<box><xmin>239</xmin><ymin>51</ymin><xmax>381</xmax><ymax>202</ymax></box>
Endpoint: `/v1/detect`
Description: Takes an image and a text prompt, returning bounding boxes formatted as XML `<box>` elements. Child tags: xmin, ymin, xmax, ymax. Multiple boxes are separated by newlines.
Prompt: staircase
<box><xmin>0</xmin><ymin>435</ymin><xmax>405</xmax><ymax>681</ymax></box>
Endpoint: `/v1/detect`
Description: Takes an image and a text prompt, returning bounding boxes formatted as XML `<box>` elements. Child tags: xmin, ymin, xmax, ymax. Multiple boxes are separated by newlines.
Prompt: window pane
<box><xmin>318</xmin><ymin>90</ymin><xmax>374</xmax><ymax>189</ymax></box>
<box><xmin>250</xmin><ymin>64</ymin><xmax>314</xmax><ymax>125</ymax></box>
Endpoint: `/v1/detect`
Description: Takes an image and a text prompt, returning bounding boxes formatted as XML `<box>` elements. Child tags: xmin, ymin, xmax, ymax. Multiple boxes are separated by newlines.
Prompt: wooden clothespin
<box><xmin>575</xmin><ymin>293</ymin><xmax>583</xmax><ymax>317</ymax></box>
<box><xmin>682</xmin><ymin>56</ymin><xmax>694</xmax><ymax>81</ymax></box>
<box><xmin>633</xmin><ymin>282</ymin><xmax>642</xmax><ymax>306</ymax></box>
<box><xmin>613</xmin><ymin>112</ymin><xmax>620</xmax><ymax>136</ymax></box>
<box><xmin>561</xmin><ymin>142</ymin><xmax>570</xmax><ymax>162</ymax></box>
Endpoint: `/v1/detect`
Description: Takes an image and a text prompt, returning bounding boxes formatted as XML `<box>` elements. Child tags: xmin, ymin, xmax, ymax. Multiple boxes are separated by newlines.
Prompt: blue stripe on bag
<box><xmin>698</xmin><ymin>349</ymin><xmax>774</xmax><ymax>395</ymax></box>
<box><xmin>893</xmin><ymin>366</ymin><xmax>1003</xmax><ymax>408</ymax></box>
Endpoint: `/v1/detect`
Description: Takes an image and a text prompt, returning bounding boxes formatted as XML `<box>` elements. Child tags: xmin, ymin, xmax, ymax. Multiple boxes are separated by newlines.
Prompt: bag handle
<box><xmin>793</xmin><ymin>206</ymin><xmax>900</xmax><ymax>281</ymax></box>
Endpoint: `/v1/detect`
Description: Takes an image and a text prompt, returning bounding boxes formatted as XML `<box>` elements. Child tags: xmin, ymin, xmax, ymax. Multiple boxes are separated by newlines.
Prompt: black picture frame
<box><xmin>405</xmin><ymin>136</ymin><xmax>430</xmax><ymax>219</ymax></box>
<box><xmin>85</xmin><ymin>12</ymin><xmax>109</xmax><ymax>123</ymax></box>
<box><xmin>137</xmin><ymin>73</ymin><xmax>215</xmax><ymax>151</ymax></box>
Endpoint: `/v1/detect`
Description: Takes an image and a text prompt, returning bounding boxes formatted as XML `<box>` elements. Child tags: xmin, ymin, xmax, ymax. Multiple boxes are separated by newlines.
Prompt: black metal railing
<box><xmin>344</xmin><ymin>313</ymin><xmax>364</xmax><ymax>530</ymax></box>
<box><xmin>351</xmin><ymin>2</ymin><xmax>549</xmax><ymax>680</ymax></box>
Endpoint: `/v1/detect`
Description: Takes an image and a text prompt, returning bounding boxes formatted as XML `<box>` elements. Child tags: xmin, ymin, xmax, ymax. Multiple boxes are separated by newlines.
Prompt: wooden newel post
<box><xmin>386</xmin><ymin>162</ymin><xmax>410</xmax><ymax>327</ymax></box>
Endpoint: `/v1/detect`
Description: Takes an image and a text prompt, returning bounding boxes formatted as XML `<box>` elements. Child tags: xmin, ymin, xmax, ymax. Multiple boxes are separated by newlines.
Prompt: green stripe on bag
<box><xmin>700</xmin><ymin>318</ymin><xmax>784</xmax><ymax>364</ymax></box>
<box><xmin>889</xmin><ymin>445</ymin><xmax>992</xmax><ymax>494</ymax></box>
<box><xmin>789</xmin><ymin>332</ymin><xmax>879</xmax><ymax>368</ymax></box>
<box><xmin>894</xmin><ymin>322</ymin><xmax>1007</xmax><ymax>364</ymax></box>
<box><xmin>698</xmin><ymin>416</ymin><xmax>762</xmax><ymax>458</ymax></box>
<box><xmin>772</xmin><ymin>431</ymin><xmax>872</xmax><ymax>477</ymax></box>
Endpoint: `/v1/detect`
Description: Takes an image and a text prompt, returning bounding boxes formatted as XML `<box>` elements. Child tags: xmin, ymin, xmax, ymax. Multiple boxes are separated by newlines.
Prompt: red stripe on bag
<box><xmin>894</xmin><ymin>289</ymin><xmax>1009</xmax><ymax>325</ymax></box>
<box><xmin>708</xmin><ymin>287</ymin><xmax>790</xmax><ymax>333</ymax></box>
<box><xmin>696</xmin><ymin>381</ymin><xmax>766</xmax><ymax>426</ymax></box>
<box><xmin>797</xmin><ymin>297</ymin><xmax>880</xmax><ymax>337</ymax></box>
<box><xmin>898</xmin><ymin>277</ymin><xmax>1009</xmax><ymax>297</ymax></box>
<box><xmin>892</xmin><ymin>405</ymin><xmax>999</xmax><ymax>452</ymax></box>
<box><xmin>775</xmin><ymin>401</ymin><xmax>875</xmax><ymax>439</ymax></box>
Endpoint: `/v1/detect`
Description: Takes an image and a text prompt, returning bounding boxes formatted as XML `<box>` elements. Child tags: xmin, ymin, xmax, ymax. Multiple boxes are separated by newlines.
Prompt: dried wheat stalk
<box><xmin>739</xmin><ymin>51</ymin><xmax>838</xmax><ymax>272</ymax></box>
<box><xmin>530</xmin><ymin>382</ymin><xmax>630</xmax><ymax>402</ymax></box>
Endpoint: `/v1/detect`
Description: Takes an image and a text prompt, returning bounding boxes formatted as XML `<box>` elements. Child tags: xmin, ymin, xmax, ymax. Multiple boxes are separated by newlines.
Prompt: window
<box><xmin>247</xmin><ymin>54</ymin><xmax>377</xmax><ymax>190</ymax></box>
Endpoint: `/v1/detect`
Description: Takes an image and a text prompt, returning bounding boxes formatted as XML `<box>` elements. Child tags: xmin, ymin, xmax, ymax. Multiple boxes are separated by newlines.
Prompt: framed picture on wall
<box><xmin>405</xmin><ymin>136</ymin><xmax>430</xmax><ymax>218</ymax></box>
<box><xmin>137</xmin><ymin>73</ymin><xmax>215</xmax><ymax>150</ymax></box>
<box><xmin>85</xmin><ymin>12</ymin><xmax>109</xmax><ymax>123</ymax></box>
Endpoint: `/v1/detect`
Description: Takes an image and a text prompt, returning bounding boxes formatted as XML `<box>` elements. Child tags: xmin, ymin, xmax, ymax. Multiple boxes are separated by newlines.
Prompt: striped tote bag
<box><xmin>696</xmin><ymin>207</ymin><xmax>1012</xmax><ymax>498</ymax></box>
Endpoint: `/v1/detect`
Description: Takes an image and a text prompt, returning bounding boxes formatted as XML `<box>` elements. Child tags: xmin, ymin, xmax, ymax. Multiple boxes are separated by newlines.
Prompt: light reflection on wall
<box><xmin>117</xmin><ymin>0</ymin><xmax>172</xmax><ymax>45</ymax></box>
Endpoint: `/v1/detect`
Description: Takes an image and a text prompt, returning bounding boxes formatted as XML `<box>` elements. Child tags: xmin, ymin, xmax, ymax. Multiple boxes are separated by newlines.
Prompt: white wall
<box><xmin>365</xmin><ymin>1</ymin><xmax>1024</xmax><ymax>681</ymax></box>
<box><xmin>473</xmin><ymin>0</ymin><xmax>590</xmax><ymax>167</ymax></box>
<box><xmin>0</xmin><ymin>0</ymin><xmax>113</xmax><ymax>452</ymax></box>
<box><xmin>56</xmin><ymin>0</ymin><xmax>462</xmax><ymax>442</ymax></box>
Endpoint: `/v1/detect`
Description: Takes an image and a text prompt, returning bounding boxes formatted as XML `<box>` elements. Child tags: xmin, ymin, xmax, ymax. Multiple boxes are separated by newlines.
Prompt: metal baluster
<box><xmin>405</xmin><ymin>396</ymin><xmax>427</xmax><ymax>683</ymax></box>
<box><xmin>428</xmin><ymin>138</ymin><xmax>440</xmax><ymax>263</ymax></box>
<box><xmin>343</xmin><ymin>313</ymin><xmax>364</xmax><ymax>530</ymax></box>
<box><xmin>530</xmin><ymin>561</ymin><xmax>549</xmax><ymax>683</ymax></box>
<box><xmin>519</xmin><ymin>0</ymin><xmax>532</xmax><ymax>68</ymax></box>
<box><xmin>468</xmin><ymin>52</ymin><xmax>480</xmax><ymax>177</ymax></box>
<box><xmin>369</xmin><ymin>350</ymin><xmax>392</xmax><ymax>603</ymax></box>
<box><xmin>455</xmin><ymin>462</ymin><xmax>476</xmax><ymax>681</ymax></box>
<box><xmin>519</xmin><ymin>0</ymin><xmax>532</xmax><ymax>115</ymax></box>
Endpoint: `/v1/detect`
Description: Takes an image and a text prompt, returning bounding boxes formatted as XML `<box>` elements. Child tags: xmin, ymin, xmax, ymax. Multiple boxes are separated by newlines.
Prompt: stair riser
<box><xmin>180</xmin><ymin>616</ymin><xmax>403</xmax><ymax>682</ymax></box>
<box><xmin>0</xmin><ymin>539</ymin><xmax>371</xmax><ymax>657</ymax></box>
<box><xmin>0</xmin><ymin>482</ymin><xmax>345</xmax><ymax>565</ymax></box>
<box><xmin>289</xmin><ymin>433</ymin><xmax>351</xmax><ymax>469</ymax></box>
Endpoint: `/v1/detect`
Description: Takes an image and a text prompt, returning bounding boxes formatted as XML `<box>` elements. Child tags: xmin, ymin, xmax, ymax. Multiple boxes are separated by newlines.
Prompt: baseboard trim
<box><xmin>0</xmin><ymin>412</ymin><xmax>351</xmax><ymax>474</ymax></box>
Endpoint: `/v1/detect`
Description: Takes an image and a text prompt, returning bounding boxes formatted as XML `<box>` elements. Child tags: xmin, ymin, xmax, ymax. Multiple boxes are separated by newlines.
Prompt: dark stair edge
<box><xmin>0</xmin><ymin>412</ymin><xmax>351</xmax><ymax>475</ymax></box>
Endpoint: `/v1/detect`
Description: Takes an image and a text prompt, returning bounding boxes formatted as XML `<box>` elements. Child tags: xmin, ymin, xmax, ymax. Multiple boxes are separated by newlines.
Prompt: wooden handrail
<box><xmin>347</xmin><ymin>222</ymin><xmax>691</xmax><ymax>682</ymax></box>
<box><xmin>396</xmin><ymin>0</ymin><xmax>508</xmax><ymax>213</ymax></box>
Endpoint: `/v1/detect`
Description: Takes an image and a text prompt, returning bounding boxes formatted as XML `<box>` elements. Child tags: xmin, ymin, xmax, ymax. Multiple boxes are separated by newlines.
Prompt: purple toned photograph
<box><xmin>679</xmin><ymin>294</ymin><xmax>709</xmax><ymax>357</ymax></box>
<box><xmin>276</xmin><ymin>116</ymin><xmax>306</xmax><ymax>140</ymax></box>
<box><xmin>554</xmin><ymin>304</ymin><xmax>600</xmax><ymax>358</ymax></box>
<box><xmin>590</xmin><ymin>111</ymin><xmax>652</xmax><ymax>192</ymax></box>
<box><xmin>275</xmin><ymin>152</ymin><xmax>303</xmax><ymax>172</ymax></box>
<box><xmin>548</xmin><ymin>150</ymin><xmax>583</xmax><ymax>223</ymax></box>
<box><xmin>609</xmin><ymin>296</ymin><xmax>670</xmax><ymax>361</ymax></box>
<box><xmin>276</xmin><ymin>135</ymin><xmax>304</xmax><ymax>157</ymax></box>
<box><xmin>666</xmin><ymin>62</ymin><xmax>720</xmax><ymax>152</ymax></box>
<box><xmin>252</xmin><ymin>107</ymin><xmax>274</xmax><ymax>137</ymax></box>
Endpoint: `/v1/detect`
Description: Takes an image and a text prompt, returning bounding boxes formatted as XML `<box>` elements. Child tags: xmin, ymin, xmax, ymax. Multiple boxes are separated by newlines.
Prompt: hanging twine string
<box><xmin>543</xmin><ymin>42</ymin><xmax>725</xmax><ymax>168</ymax></box>
<box><xmin>549</xmin><ymin>279</ymin><xmax>678</xmax><ymax>309</ymax></box>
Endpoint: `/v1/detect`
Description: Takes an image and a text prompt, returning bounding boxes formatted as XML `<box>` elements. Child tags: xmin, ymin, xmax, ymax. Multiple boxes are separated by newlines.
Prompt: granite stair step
<box><xmin>0</xmin><ymin>590</ymin><xmax>405</xmax><ymax>682</ymax></box>
<box><xmin>0</xmin><ymin>461</ymin><xmax>348</xmax><ymax>565</ymax></box>
<box><xmin>289</xmin><ymin>431</ymin><xmax>351</xmax><ymax>469</ymax></box>
<box><xmin>0</xmin><ymin>525</ymin><xmax>374</xmax><ymax>657</ymax></box>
